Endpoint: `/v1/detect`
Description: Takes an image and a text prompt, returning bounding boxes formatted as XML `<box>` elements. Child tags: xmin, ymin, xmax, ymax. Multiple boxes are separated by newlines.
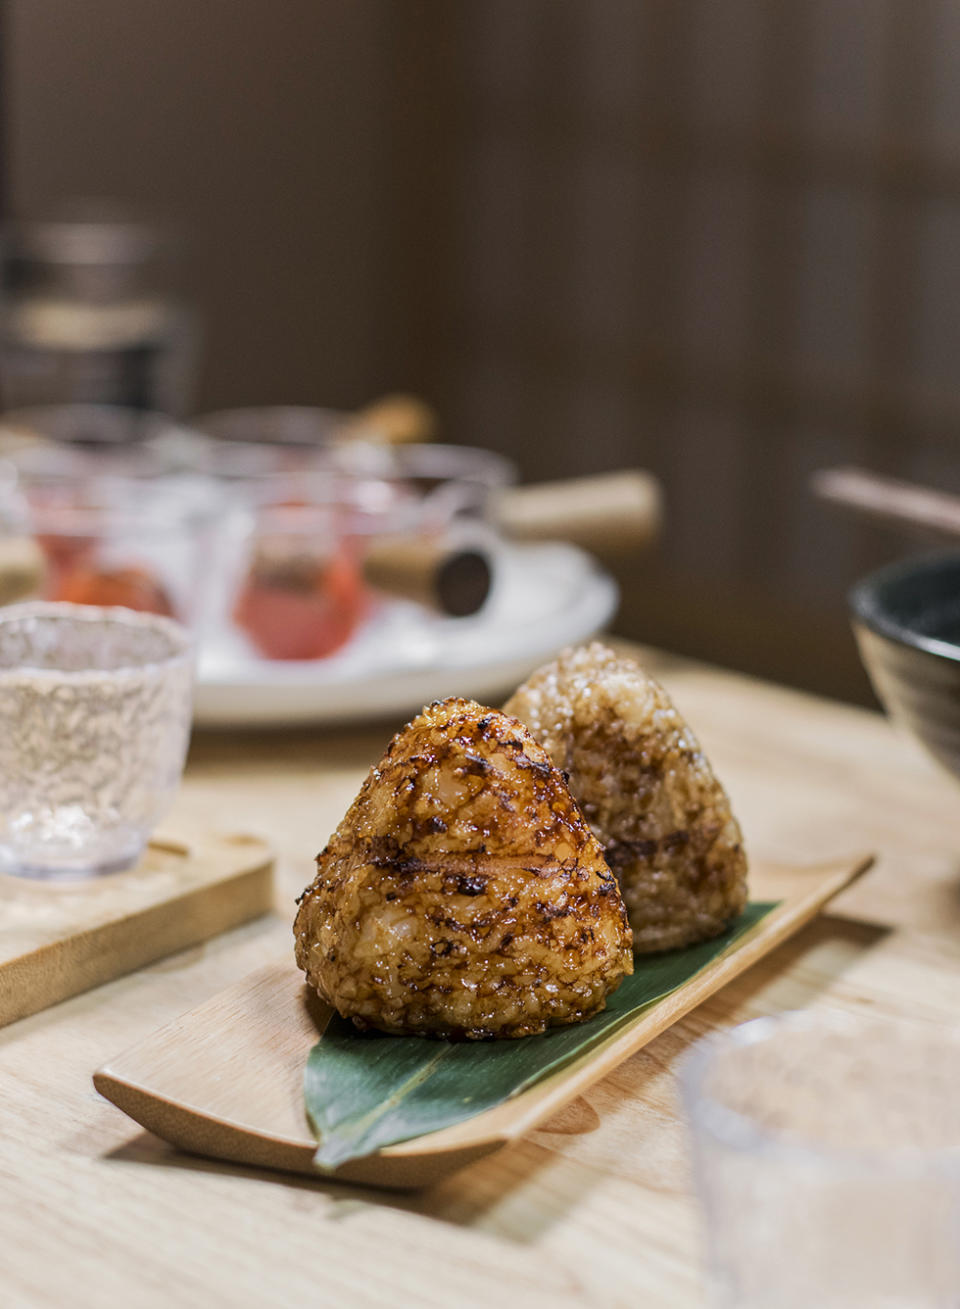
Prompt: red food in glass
<box><xmin>36</xmin><ymin>533</ymin><xmax>97</xmax><ymax>573</ymax></box>
<box><xmin>234</xmin><ymin>548</ymin><xmax>367</xmax><ymax>660</ymax></box>
<box><xmin>52</xmin><ymin>565</ymin><xmax>176</xmax><ymax>617</ymax></box>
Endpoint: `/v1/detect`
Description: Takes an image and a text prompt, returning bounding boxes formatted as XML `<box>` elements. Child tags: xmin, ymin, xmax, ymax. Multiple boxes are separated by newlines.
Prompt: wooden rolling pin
<box><xmin>812</xmin><ymin>466</ymin><xmax>960</xmax><ymax>541</ymax></box>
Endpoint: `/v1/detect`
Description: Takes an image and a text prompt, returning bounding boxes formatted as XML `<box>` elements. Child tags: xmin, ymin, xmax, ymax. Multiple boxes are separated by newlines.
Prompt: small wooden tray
<box><xmin>94</xmin><ymin>852</ymin><xmax>871</xmax><ymax>1190</ymax></box>
<box><xmin>0</xmin><ymin>832</ymin><xmax>274</xmax><ymax>1027</ymax></box>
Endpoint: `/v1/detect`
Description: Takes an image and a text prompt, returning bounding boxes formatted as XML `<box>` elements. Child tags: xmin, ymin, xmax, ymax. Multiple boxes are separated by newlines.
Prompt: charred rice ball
<box><xmin>294</xmin><ymin>696</ymin><xmax>633</xmax><ymax>1039</ymax></box>
<box><xmin>505</xmin><ymin>643</ymin><xmax>748</xmax><ymax>952</ymax></box>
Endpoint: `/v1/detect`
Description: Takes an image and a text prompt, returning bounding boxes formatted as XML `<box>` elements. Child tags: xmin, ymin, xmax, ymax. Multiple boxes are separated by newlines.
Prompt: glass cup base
<box><xmin>0</xmin><ymin>839</ymin><xmax>145</xmax><ymax>881</ymax></box>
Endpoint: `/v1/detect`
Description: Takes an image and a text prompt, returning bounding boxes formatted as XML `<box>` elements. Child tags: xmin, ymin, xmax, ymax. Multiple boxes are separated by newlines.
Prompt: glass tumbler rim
<box><xmin>0</xmin><ymin>402</ymin><xmax>200</xmax><ymax>448</ymax></box>
<box><xmin>680</xmin><ymin>1009</ymin><xmax>960</xmax><ymax>1175</ymax></box>
<box><xmin>0</xmin><ymin>601</ymin><xmax>193</xmax><ymax>682</ymax></box>
<box><xmin>21</xmin><ymin>489</ymin><xmax>219</xmax><ymax>536</ymax></box>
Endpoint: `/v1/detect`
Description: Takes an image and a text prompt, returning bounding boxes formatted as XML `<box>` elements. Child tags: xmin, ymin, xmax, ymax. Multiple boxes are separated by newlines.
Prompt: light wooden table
<box><xmin>4</xmin><ymin>646</ymin><xmax>960</xmax><ymax>1309</ymax></box>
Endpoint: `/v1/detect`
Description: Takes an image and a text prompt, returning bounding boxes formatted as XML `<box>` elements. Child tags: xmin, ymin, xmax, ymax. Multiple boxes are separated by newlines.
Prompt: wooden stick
<box><xmin>812</xmin><ymin>466</ymin><xmax>960</xmax><ymax>540</ymax></box>
<box><xmin>362</xmin><ymin>537</ymin><xmax>492</xmax><ymax>617</ymax></box>
<box><xmin>497</xmin><ymin>470</ymin><xmax>662</xmax><ymax>555</ymax></box>
<box><xmin>338</xmin><ymin>394</ymin><xmax>439</xmax><ymax>446</ymax></box>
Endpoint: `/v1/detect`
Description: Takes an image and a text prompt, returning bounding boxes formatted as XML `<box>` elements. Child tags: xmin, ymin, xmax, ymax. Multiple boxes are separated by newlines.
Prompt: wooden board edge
<box><xmin>0</xmin><ymin>845</ymin><xmax>275</xmax><ymax>1028</ymax></box>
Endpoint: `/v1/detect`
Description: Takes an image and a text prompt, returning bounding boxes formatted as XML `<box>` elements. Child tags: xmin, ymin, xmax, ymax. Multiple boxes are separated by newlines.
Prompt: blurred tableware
<box><xmin>362</xmin><ymin>535</ymin><xmax>492</xmax><ymax>617</ymax></box>
<box><xmin>194</xmin><ymin>393</ymin><xmax>438</xmax><ymax>452</ymax></box>
<box><xmin>15</xmin><ymin>476</ymin><xmax>214</xmax><ymax>628</ymax></box>
<box><xmin>813</xmin><ymin>466</ymin><xmax>960</xmax><ymax>542</ymax></box>
<box><xmin>0</xmin><ymin>203</ymin><xmax>198</xmax><ymax>415</ymax></box>
<box><xmin>850</xmin><ymin>552</ymin><xmax>960</xmax><ymax>781</ymax></box>
<box><xmin>227</xmin><ymin>499</ymin><xmax>372</xmax><ymax>662</ymax></box>
<box><xmin>681</xmin><ymin>1012</ymin><xmax>960</xmax><ymax>1309</ymax></box>
<box><xmin>337</xmin><ymin>393</ymin><xmax>438</xmax><ymax>445</ymax></box>
<box><xmin>0</xmin><ymin>403</ymin><xmax>198</xmax><ymax>460</ymax></box>
<box><xmin>812</xmin><ymin>466</ymin><xmax>960</xmax><ymax>541</ymax></box>
<box><xmin>194</xmin><ymin>540</ymin><xmax>616</xmax><ymax>726</ymax></box>
<box><xmin>328</xmin><ymin>440</ymin><xmax>515</xmax><ymax>511</ymax></box>
<box><xmin>497</xmin><ymin>469</ymin><xmax>662</xmax><ymax>557</ymax></box>
<box><xmin>323</xmin><ymin>451</ymin><xmax>662</xmax><ymax>559</ymax></box>
<box><xmin>0</xmin><ymin>603</ymin><xmax>193</xmax><ymax>877</ymax></box>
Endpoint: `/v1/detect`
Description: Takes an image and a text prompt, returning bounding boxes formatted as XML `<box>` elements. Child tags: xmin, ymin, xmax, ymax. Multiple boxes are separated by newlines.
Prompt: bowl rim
<box><xmin>849</xmin><ymin>550</ymin><xmax>960</xmax><ymax>667</ymax></box>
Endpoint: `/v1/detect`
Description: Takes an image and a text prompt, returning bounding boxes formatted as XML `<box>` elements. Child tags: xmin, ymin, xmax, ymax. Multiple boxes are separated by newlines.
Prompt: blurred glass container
<box><xmin>191</xmin><ymin>407</ymin><xmax>353</xmax><ymax>483</ymax></box>
<box><xmin>229</xmin><ymin>501</ymin><xmax>370</xmax><ymax>661</ymax></box>
<box><xmin>0</xmin><ymin>408</ymin><xmax>515</xmax><ymax>659</ymax></box>
<box><xmin>195</xmin><ymin>405</ymin><xmax>350</xmax><ymax>451</ymax></box>
<box><xmin>0</xmin><ymin>203</ymin><xmax>199</xmax><ymax>415</ymax></box>
<box><xmin>9</xmin><ymin>459</ymin><xmax>216</xmax><ymax>629</ymax></box>
<box><xmin>328</xmin><ymin>441</ymin><xmax>515</xmax><ymax>523</ymax></box>
<box><xmin>182</xmin><ymin>420</ymin><xmax>514</xmax><ymax>660</ymax></box>
<box><xmin>194</xmin><ymin>407</ymin><xmax>516</xmax><ymax>495</ymax></box>
<box><xmin>681</xmin><ymin>1012</ymin><xmax>960</xmax><ymax>1309</ymax></box>
<box><xmin>222</xmin><ymin>471</ymin><xmax>423</xmax><ymax>661</ymax></box>
<box><xmin>0</xmin><ymin>602</ymin><xmax>192</xmax><ymax>877</ymax></box>
<box><xmin>0</xmin><ymin>403</ymin><xmax>201</xmax><ymax>458</ymax></box>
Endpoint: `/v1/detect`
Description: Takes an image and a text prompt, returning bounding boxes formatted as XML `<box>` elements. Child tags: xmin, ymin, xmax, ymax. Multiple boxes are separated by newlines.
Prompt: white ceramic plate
<box><xmin>194</xmin><ymin>543</ymin><xmax>617</xmax><ymax>727</ymax></box>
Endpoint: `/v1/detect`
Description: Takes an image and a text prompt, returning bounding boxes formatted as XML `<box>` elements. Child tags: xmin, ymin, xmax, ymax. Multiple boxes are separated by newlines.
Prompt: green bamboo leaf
<box><xmin>305</xmin><ymin>901</ymin><xmax>776</xmax><ymax>1171</ymax></box>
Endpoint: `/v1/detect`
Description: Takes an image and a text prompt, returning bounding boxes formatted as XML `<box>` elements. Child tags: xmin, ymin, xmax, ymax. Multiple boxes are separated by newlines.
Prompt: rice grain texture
<box><xmin>294</xmin><ymin>696</ymin><xmax>633</xmax><ymax>1038</ymax></box>
<box><xmin>505</xmin><ymin>644</ymin><xmax>748</xmax><ymax>952</ymax></box>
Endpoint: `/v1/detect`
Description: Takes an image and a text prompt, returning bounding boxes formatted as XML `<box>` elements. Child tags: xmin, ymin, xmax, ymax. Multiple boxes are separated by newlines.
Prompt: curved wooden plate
<box><xmin>94</xmin><ymin>853</ymin><xmax>873</xmax><ymax>1191</ymax></box>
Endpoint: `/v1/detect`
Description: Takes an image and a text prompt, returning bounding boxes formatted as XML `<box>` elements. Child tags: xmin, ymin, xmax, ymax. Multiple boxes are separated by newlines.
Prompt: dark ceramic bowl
<box><xmin>850</xmin><ymin>552</ymin><xmax>960</xmax><ymax>780</ymax></box>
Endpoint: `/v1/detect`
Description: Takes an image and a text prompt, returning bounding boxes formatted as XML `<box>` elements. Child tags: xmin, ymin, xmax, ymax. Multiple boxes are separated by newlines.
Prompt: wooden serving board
<box><xmin>94</xmin><ymin>851</ymin><xmax>871</xmax><ymax>1190</ymax></box>
<box><xmin>0</xmin><ymin>832</ymin><xmax>274</xmax><ymax>1028</ymax></box>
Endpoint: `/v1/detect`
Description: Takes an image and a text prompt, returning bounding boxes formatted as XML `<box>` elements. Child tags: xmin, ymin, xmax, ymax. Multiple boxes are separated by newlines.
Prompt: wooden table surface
<box><xmin>5</xmin><ymin>645</ymin><xmax>960</xmax><ymax>1309</ymax></box>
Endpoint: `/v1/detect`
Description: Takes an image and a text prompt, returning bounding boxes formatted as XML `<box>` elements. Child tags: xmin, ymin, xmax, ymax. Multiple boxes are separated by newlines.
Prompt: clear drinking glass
<box><xmin>0</xmin><ymin>602</ymin><xmax>193</xmax><ymax>877</ymax></box>
<box><xmin>681</xmin><ymin>1012</ymin><xmax>960</xmax><ymax>1309</ymax></box>
<box><xmin>0</xmin><ymin>403</ymin><xmax>200</xmax><ymax>457</ymax></box>
<box><xmin>5</xmin><ymin>444</ymin><xmax>218</xmax><ymax>629</ymax></box>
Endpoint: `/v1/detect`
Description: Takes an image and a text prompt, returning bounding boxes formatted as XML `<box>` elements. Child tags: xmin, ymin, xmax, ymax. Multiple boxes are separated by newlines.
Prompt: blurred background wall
<box><xmin>5</xmin><ymin>0</ymin><xmax>958</xmax><ymax>703</ymax></box>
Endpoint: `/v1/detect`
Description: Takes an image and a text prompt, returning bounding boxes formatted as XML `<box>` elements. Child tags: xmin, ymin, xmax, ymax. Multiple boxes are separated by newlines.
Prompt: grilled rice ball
<box><xmin>294</xmin><ymin>696</ymin><xmax>633</xmax><ymax>1039</ymax></box>
<box><xmin>505</xmin><ymin>643</ymin><xmax>748</xmax><ymax>952</ymax></box>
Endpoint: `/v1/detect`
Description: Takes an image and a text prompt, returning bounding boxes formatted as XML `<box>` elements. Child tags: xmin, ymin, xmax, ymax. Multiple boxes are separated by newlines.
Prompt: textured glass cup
<box><xmin>0</xmin><ymin>603</ymin><xmax>193</xmax><ymax>877</ymax></box>
<box><xmin>681</xmin><ymin>1013</ymin><xmax>960</xmax><ymax>1309</ymax></box>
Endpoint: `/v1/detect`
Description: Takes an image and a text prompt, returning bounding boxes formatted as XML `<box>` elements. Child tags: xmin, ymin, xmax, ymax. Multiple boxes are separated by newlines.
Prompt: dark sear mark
<box><xmin>662</xmin><ymin>829</ymin><xmax>691</xmax><ymax>853</ymax></box>
<box><xmin>535</xmin><ymin>901</ymin><xmax>574</xmax><ymax>921</ymax></box>
<box><xmin>605</xmin><ymin>837</ymin><xmax>658</xmax><ymax>868</ymax></box>
<box><xmin>455</xmin><ymin>874</ymin><xmax>487</xmax><ymax>896</ymax></box>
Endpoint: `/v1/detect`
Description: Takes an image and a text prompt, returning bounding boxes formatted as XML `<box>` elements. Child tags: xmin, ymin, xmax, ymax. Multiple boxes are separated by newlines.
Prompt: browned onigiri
<box><xmin>294</xmin><ymin>696</ymin><xmax>633</xmax><ymax>1039</ymax></box>
<box><xmin>505</xmin><ymin>643</ymin><xmax>748</xmax><ymax>952</ymax></box>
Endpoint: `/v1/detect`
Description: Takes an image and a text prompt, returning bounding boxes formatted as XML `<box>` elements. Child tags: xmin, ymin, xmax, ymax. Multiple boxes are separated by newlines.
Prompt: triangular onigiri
<box><xmin>294</xmin><ymin>696</ymin><xmax>633</xmax><ymax>1038</ymax></box>
<box><xmin>505</xmin><ymin>644</ymin><xmax>748</xmax><ymax>952</ymax></box>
